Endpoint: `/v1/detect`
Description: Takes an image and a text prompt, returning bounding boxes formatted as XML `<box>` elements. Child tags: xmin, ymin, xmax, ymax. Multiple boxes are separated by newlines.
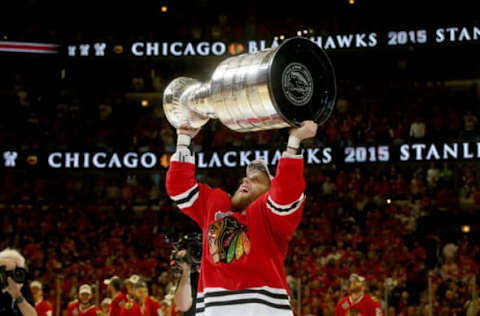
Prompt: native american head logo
<box><xmin>208</xmin><ymin>216</ymin><xmax>250</xmax><ymax>264</ymax></box>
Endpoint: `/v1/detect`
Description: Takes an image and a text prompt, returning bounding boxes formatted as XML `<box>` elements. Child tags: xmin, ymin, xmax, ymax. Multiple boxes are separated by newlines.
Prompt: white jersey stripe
<box><xmin>198</xmin><ymin>286</ymin><xmax>289</xmax><ymax>295</ymax></box>
<box><xmin>196</xmin><ymin>286</ymin><xmax>291</xmax><ymax>313</ymax></box>
<box><xmin>176</xmin><ymin>191</ymin><xmax>200</xmax><ymax>209</ymax></box>
<box><xmin>266</xmin><ymin>193</ymin><xmax>305</xmax><ymax>216</ymax></box>
<box><xmin>169</xmin><ymin>183</ymin><xmax>198</xmax><ymax>201</ymax></box>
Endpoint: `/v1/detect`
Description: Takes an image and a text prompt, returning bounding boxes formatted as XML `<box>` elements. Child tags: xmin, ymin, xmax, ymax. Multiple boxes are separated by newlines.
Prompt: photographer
<box><xmin>171</xmin><ymin>234</ymin><xmax>201</xmax><ymax>316</ymax></box>
<box><xmin>0</xmin><ymin>248</ymin><xmax>37</xmax><ymax>316</ymax></box>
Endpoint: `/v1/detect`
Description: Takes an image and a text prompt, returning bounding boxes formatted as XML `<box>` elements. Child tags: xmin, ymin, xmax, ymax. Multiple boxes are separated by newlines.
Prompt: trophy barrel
<box><xmin>205</xmin><ymin>37</ymin><xmax>336</xmax><ymax>132</ymax></box>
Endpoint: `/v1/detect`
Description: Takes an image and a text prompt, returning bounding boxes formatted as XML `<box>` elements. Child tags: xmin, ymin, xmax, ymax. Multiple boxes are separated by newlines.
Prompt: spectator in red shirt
<box><xmin>324</xmin><ymin>118</ymin><xmax>339</xmax><ymax>145</ymax></box>
<box><xmin>376</xmin><ymin>175</ymin><xmax>392</xmax><ymax>197</ymax></box>
<box><xmin>30</xmin><ymin>281</ymin><xmax>53</xmax><ymax>316</ymax></box>
<box><xmin>364</xmin><ymin>176</ymin><xmax>377</xmax><ymax>198</ymax></box>
<box><xmin>335</xmin><ymin>170</ymin><xmax>348</xmax><ymax>196</ymax></box>
<box><xmin>392</xmin><ymin>174</ymin><xmax>408</xmax><ymax>199</ymax></box>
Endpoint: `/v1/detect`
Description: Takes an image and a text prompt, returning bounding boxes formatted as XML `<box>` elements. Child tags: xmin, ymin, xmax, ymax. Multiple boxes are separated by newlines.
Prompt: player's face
<box><xmin>107</xmin><ymin>284</ymin><xmax>116</xmax><ymax>297</ymax></box>
<box><xmin>79</xmin><ymin>293</ymin><xmax>91</xmax><ymax>305</ymax></box>
<box><xmin>134</xmin><ymin>287</ymin><xmax>148</xmax><ymax>303</ymax></box>
<box><xmin>31</xmin><ymin>286</ymin><xmax>41</xmax><ymax>297</ymax></box>
<box><xmin>231</xmin><ymin>172</ymin><xmax>270</xmax><ymax>211</ymax></box>
<box><xmin>126</xmin><ymin>282</ymin><xmax>134</xmax><ymax>295</ymax></box>
<box><xmin>349</xmin><ymin>280</ymin><xmax>364</xmax><ymax>294</ymax></box>
<box><xmin>101</xmin><ymin>304</ymin><xmax>110</xmax><ymax>313</ymax></box>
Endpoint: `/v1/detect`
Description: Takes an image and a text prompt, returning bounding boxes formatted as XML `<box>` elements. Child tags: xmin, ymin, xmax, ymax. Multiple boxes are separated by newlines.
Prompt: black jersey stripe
<box><xmin>172</xmin><ymin>185</ymin><xmax>199</xmax><ymax>205</ymax></box>
<box><xmin>195</xmin><ymin>298</ymin><xmax>292</xmax><ymax>313</ymax></box>
<box><xmin>197</xmin><ymin>288</ymin><xmax>289</xmax><ymax>300</ymax></box>
<box><xmin>267</xmin><ymin>198</ymin><xmax>300</xmax><ymax>213</ymax></box>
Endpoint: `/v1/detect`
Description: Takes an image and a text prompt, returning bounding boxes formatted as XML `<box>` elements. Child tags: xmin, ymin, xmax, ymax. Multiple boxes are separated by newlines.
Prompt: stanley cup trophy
<box><xmin>163</xmin><ymin>37</ymin><xmax>336</xmax><ymax>132</ymax></box>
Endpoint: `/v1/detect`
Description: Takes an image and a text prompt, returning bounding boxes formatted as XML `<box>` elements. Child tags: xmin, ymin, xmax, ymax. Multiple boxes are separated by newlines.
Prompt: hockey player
<box><xmin>119</xmin><ymin>281</ymin><xmax>162</xmax><ymax>316</ymax></box>
<box><xmin>66</xmin><ymin>285</ymin><xmax>101</xmax><ymax>316</ymax></box>
<box><xmin>336</xmin><ymin>274</ymin><xmax>383</xmax><ymax>316</ymax></box>
<box><xmin>104</xmin><ymin>276</ymin><xmax>127</xmax><ymax>316</ymax></box>
<box><xmin>123</xmin><ymin>275</ymin><xmax>140</xmax><ymax>301</ymax></box>
<box><xmin>166</xmin><ymin>121</ymin><xmax>317</xmax><ymax>316</ymax></box>
<box><xmin>30</xmin><ymin>281</ymin><xmax>53</xmax><ymax>316</ymax></box>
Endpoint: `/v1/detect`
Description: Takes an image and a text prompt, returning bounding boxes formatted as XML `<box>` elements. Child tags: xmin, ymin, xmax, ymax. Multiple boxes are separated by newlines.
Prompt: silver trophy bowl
<box><xmin>163</xmin><ymin>37</ymin><xmax>336</xmax><ymax>132</ymax></box>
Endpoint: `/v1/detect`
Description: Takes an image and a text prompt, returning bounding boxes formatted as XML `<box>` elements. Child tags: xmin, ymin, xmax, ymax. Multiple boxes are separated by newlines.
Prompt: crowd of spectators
<box><xmin>1</xmin><ymin>157</ymin><xmax>480</xmax><ymax>315</ymax></box>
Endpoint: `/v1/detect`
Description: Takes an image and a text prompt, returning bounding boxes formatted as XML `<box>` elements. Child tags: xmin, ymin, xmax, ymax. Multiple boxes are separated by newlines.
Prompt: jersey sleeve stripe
<box><xmin>266</xmin><ymin>193</ymin><xmax>305</xmax><ymax>216</ymax></box>
<box><xmin>169</xmin><ymin>183</ymin><xmax>199</xmax><ymax>201</ymax></box>
<box><xmin>176</xmin><ymin>191</ymin><xmax>200</xmax><ymax>209</ymax></box>
<box><xmin>169</xmin><ymin>184</ymin><xmax>200</xmax><ymax>209</ymax></box>
<box><xmin>195</xmin><ymin>298</ymin><xmax>292</xmax><ymax>313</ymax></box>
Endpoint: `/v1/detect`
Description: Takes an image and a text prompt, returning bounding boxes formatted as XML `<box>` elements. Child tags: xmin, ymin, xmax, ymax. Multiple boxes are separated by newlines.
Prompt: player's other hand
<box><xmin>289</xmin><ymin>120</ymin><xmax>318</xmax><ymax>141</ymax></box>
<box><xmin>177</xmin><ymin>126</ymin><xmax>201</xmax><ymax>139</ymax></box>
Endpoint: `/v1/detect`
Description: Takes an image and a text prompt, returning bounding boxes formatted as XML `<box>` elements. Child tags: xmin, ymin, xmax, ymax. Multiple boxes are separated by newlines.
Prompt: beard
<box><xmin>231</xmin><ymin>187</ymin><xmax>263</xmax><ymax>211</ymax></box>
<box><xmin>349</xmin><ymin>284</ymin><xmax>363</xmax><ymax>294</ymax></box>
<box><xmin>231</xmin><ymin>191</ymin><xmax>254</xmax><ymax>211</ymax></box>
<box><xmin>231</xmin><ymin>174</ymin><xmax>270</xmax><ymax>211</ymax></box>
<box><xmin>80</xmin><ymin>298</ymin><xmax>90</xmax><ymax>305</ymax></box>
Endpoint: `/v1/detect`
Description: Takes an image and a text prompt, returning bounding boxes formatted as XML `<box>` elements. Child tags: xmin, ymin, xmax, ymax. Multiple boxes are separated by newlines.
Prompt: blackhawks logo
<box><xmin>208</xmin><ymin>216</ymin><xmax>250</xmax><ymax>263</ymax></box>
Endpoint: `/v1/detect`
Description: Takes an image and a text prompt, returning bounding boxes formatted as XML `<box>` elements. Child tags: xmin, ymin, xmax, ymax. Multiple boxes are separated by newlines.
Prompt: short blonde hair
<box><xmin>0</xmin><ymin>248</ymin><xmax>26</xmax><ymax>268</ymax></box>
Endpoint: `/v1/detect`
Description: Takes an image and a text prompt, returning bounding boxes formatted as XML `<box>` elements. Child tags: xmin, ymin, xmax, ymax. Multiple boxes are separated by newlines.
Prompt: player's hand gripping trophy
<box><xmin>163</xmin><ymin>37</ymin><xmax>336</xmax><ymax>134</ymax></box>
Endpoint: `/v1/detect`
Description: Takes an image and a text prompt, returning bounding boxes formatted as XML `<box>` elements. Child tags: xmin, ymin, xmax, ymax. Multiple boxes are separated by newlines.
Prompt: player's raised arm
<box><xmin>263</xmin><ymin>121</ymin><xmax>318</xmax><ymax>244</ymax></box>
<box><xmin>166</xmin><ymin>126</ymin><xmax>212</xmax><ymax>226</ymax></box>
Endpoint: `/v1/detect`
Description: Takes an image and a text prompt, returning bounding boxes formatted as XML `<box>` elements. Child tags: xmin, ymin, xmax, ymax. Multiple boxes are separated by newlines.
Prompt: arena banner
<box><xmin>0</xmin><ymin>41</ymin><xmax>59</xmax><ymax>54</ymax></box>
<box><xmin>2</xmin><ymin>142</ymin><xmax>480</xmax><ymax>170</ymax></box>
<box><xmin>2</xmin><ymin>25</ymin><xmax>479</xmax><ymax>57</ymax></box>
<box><xmin>63</xmin><ymin>25</ymin><xmax>480</xmax><ymax>58</ymax></box>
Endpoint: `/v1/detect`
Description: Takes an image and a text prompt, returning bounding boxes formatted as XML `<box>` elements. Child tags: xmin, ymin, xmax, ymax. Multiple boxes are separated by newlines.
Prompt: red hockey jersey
<box><xmin>166</xmin><ymin>149</ymin><xmax>306</xmax><ymax>316</ymax></box>
<box><xmin>68</xmin><ymin>303</ymin><xmax>101</xmax><ymax>316</ymax></box>
<box><xmin>35</xmin><ymin>300</ymin><xmax>54</xmax><ymax>316</ymax></box>
<box><xmin>66</xmin><ymin>301</ymin><xmax>80</xmax><ymax>316</ymax></box>
<box><xmin>336</xmin><ymin>294</ymin><xmax>383</xmax><ymax>316</ymax></box>
<box><xmin>109</xmin><ymin>293</ymin><xmax>128</xmax><ymax>316</ymax></box>
<box><xmin>119</xmin><ymin>296</ymin><xmax>162</xmax><ymax>316</ymax></box>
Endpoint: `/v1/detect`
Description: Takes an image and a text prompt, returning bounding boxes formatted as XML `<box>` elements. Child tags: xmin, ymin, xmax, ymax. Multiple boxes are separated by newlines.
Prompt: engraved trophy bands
<box><xmin>163</xmin><ymin>37</ymin><xmax>336</xmax><ymax>132</ymax></box>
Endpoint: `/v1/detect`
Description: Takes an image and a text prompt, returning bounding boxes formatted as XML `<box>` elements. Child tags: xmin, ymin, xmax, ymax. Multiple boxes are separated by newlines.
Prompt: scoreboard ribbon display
<box><xmin>1</xmin><ymin>142</ymin><xmax>480</xmax><ymax>170</ymax></box>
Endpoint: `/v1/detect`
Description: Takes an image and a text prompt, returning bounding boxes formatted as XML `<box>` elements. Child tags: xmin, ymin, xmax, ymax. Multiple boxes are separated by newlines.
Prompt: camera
<box><xmin>171</xmin><ymin>232</ymin><xmax>202</xmax><ymax>270</ymax></box>
<box><xmin>0</xmin><ymin>266</ymin><xmax>28</xmax><ymax>290</ymax></box>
